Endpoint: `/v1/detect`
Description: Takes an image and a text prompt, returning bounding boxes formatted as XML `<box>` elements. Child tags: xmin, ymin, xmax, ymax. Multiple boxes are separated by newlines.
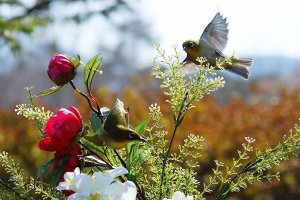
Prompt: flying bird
<box><xmin>182</xmin><ymin>12</ymin><xmax>253</xmax><ymax>79</ymax></box>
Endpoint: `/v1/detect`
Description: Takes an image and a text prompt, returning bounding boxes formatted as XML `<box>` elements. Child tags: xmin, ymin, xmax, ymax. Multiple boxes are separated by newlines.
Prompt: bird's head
<box><xmin>123</xmin><ymin>128</ymin><xmax>146</xmax><ymax>143</ymax></box>
<box><xmin>108</xmin><ymin>126</ymin><xmax>146</xmax><ymax>149</ymax></box>
<box><xmin>182</xmin><ymin>40</ymin><xmax>199</xmax><ymax>52</ymax></box>
<box><xmin>182</xmin><ymin>40</ymin><xmax>200</xmax><ymax>64</ymax></box>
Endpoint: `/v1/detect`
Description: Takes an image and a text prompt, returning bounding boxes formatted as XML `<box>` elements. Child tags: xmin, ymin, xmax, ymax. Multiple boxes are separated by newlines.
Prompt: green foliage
<box><xmin>36</xmin><ymin>157</ymin><xmax>61</xmax><ymax>181</ymax></box>
<box><xmin>210</xmin><ymin>122</ymin><xmax>300</xmax><ymax>200</ymax></box>
<box><xmin>137</xmin><ymin>46</ymin><xmax>300</xmax><ymax>199</ymax></box>
<box><xmin>35</xmin><ymin>86</ymin><xmax>62</xmax><ymax>97</ymax></box>
<box><xmin>15</xmin><ymin>104</ymin><xmax>53</xmax><ymax>134</ymax></box>
<box><xmin>136</xmin><ymin>46</ymin><xmax>225</xmax><ymax>199</ymax></box>
<box><xmin>0</xmin><ymin>14</ymin><xmax>50</xmax><ymax>52</ymax></box>
<box><xmin>0</xmin><ymin>0</ymin><xmax>135</xmax><ymax>52</ymax></box>
<box><xmin>3</xmin><ymin>47</ymin><xmax>300</xmax><ymax>200</ymax></box>
<box><xmin>153</xmin><ymin>46</ymin><xmax>225</xmax><ymax>115</ymax></box>
<box><xmin>90</xmin><ymin>112</ymin><xmax>102</xmax><ymax>135</ymax></box>
<box><xmin>0</xmin><ymin>151</ymin><xmax>65</xmax><ymax>200</ymax></box>
<box><xmin>84</xmin><ymin>53</ymin><xmax>103</xmax><ymax>91</ymax></box>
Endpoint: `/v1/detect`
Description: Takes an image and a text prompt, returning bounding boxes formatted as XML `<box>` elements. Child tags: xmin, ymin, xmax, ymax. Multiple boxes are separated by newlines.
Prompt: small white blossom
<box><xmin>163</xmin><ymin>191</ymin><xmax>193</xmax><ymax>200</ymax></box>
<box><xmin>57</xmin><ymin>167</ymin><xmax>137</xmax><ymax>200</ymax></box>
<box><xmin>245</xmin><ymin>137</ymin><xmax>256</xmax><ymax>143</ymax></box>
<box><xmin>57</xmin><ymin>167</ymin><xmax>81</xmax><ymax>191</ymax></box>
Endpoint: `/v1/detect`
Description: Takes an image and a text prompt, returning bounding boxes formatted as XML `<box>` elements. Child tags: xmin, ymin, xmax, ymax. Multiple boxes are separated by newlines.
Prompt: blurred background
<box><xmin>1</xmin><ymin>0</ymin><xmax>300</xmax><ymax>199</ymax></box>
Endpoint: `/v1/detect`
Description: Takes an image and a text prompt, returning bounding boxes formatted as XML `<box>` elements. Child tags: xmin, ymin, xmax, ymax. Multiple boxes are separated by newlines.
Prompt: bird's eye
<box><xmin>129</xmin><ymin>132</ymin><xmax>136</xmax><ymax>139</ymax></box>
<box><xmin>189</xmin><ymin>42</ymin><xmax>194</xmax><ymax>48</ymax></box>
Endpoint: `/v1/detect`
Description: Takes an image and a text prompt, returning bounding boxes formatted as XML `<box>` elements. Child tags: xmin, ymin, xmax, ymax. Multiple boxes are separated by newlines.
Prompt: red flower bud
<box><xmin>39</xmin><ymin>106</ymin><xmax>82</xmax><ymax>152</ymax></box>
<box><xmin>47</xmin><ymin>54</ymin><xmax>76</xmax><ymax>86</ymax></box>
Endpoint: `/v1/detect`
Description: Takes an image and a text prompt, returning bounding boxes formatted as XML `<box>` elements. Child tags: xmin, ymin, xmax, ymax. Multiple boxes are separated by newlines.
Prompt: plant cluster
<box><xmin>0</xmin><ymin>47</ymin><xmax>299</xmax><ymax>200</ymax></box>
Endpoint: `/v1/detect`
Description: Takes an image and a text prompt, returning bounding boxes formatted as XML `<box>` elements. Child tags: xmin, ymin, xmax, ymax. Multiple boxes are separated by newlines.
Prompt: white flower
<box><xmin>163</xmin><ymin>191</ymin><xmax>193</xmax><ymax>200</ymax></box>
<box><xmin>57</xmin><ymin>167</ymin><xmax>81</xmax><ymax>191</ymax></box>
<box><xmin>57</xmin><ymin>167</ymin><xmax>137</xmax><ymax>200</ymax></box>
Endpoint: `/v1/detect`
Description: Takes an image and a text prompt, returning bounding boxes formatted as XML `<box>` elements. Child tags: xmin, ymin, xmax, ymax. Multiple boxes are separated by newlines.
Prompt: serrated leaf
<box><xmin>84</xmin><ymin>53</ymin><xmax>102</xmax><ymax>90</ymax></box>
<box><xmin>35</xmin><ymin>157</ymin><xmax>61</xmax><ymax>180</ymax></box>
<box><xmin>90</xmin><ymin>112</ymin><xmax>102</xmax><ymax>135</ymax></box>
<box><xmin>36</xmin><ymin>85</ymin><xmax>62</xmax><ymax>97</ymax></box>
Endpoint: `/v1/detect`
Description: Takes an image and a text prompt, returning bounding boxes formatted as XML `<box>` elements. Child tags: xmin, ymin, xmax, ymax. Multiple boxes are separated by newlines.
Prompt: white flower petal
<box><xmin>57</xmin><ymin>168</ymin><xmax>81</xmax><ymax>191</ymax></box>
<box><xmin>164</xmin><ymin>191</ymin><xmax>193</xmax><ymax>200</ymax></box>
<box><xmin>74</xmin><ymin>167</ymin><xmax>80</xmax><ymax>175</ymax></box>
<box><xmin>186</xmin><ymin>196</ymin><xmax>193</xmax><ymax>200</ymax></box>
<box><xmin>67</xmin><ymin>193</ymin><xmax>89</xmax><ymax>200</ymax></box>
<box><xmin>59</xmin><ymin>167</ymin><xmax>135</xmax><ymax>200</ymax></box>
<box><xmin>105</xmin><ymin>167</ymin><xmax>128</xmax><ymax>178</ymax></box>
<box><xmin>74</xmin><ymin>174</ymin><xmax>99</xmax><ymax>193</ymax></box>
<box><xmin>121</xmin><ymin>181</ymin><xmax>137</xmax><ymax>200</ymax></box>
<box><xmin>172</xmin><ymin>191</ymin><xmax>187</xmax><ymax>200</ymax></box>
<box><xmin>106</xmin><ymin>181</ymin><xmax>137</xmax><ymax>200</ymax></box>
<box><xmin>94</xmin><ymin>171</ymin><xmax>115</xmax><ymax>186</ymax></box>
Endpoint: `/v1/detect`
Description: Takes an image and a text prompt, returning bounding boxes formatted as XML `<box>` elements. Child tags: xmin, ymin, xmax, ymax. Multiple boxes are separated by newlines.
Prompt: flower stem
<box><xmin>0</xmin><ymin>179</ymin><xmax>25</xmax><ymax>200</ymax></box>
<box><xmin>69</xmin><ymin>81</ymin><xmax>100</xmax><ymax>116</ymax></box>
<box><xmin>79</xmin><ymin>140</ymin><xmax>113</xmax><ymax>169</ymax></box>
<box><xmin>159</xmin><ymin>92</ymin><xmax>189</xmax><ymax>199</ymax></box>
<box><xmin>159</xmin><ymin>124</ymin><xmax>179</xmax><ymax>199</ymax></box>
<box><xmin>113</xmin><ymin>149</ymin><xmax>127</xmax><ymax>168</ymax></box>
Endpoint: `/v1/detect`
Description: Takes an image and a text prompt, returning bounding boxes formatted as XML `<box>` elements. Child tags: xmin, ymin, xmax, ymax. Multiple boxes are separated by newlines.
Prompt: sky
<box><xmin>137</xmin><ymin>0</ymin><xmax>300</xmax><ymax>58</ymax></box>
<box><xmin>1</xmin><ymin>0</ymin><xmax>300</xmax><ymax>73</ymax></box>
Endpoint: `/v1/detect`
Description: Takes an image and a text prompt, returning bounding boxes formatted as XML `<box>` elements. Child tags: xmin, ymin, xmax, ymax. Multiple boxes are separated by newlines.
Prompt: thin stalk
<box><xmin>69</xmin><ymin>81</ymin><xmax>99</xmax><ymax>115</ymax></box>
<box><xmin>85</xmin><ymin>57</ymin><xmax>102</xmax><ymax>121</ymax></box>
<box><xmin>113</xmin><ymin>149</ymin><xmax>127</xmax><ymax>168</ymax></box>
<box><xmin>159</xmin><ymin>93</ymin><xmax>189</xmax><ymax>199</ymax></box>
<box><xmin>113</xmin><ymin>149</ymin><xmax>147</xmax><ymax>200</ymax></box>
<box><xmin>0</xmin><ymin>179</ymin><xmax>26</xmax><ymax>200</ymax></box>
<box><xmin>159</xmin><ymin>117</ymin><xmax>182</xmax><ymax>199</ymax></box>
<box><xmin>79</xmin><ymin>140</ymin><xmax>113</xmax><ymax>169</ymax></box>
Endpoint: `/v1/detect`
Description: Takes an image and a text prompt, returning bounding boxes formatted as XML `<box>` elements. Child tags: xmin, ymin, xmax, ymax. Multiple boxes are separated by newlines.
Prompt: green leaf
<box><xmin>66</xmin><ymin>54</ymin><xmax>83</xmax><ymax>68</ymax></box>
<box><xmin>216</xmin><ymin>182</ymin><xmax>231</xmax><ymax>200</ymax></box>
<box><xmin>49</xmin><ymin>165</ymin><xmax>64</xmax><ymax>187</ymax></box>
<box><xmin>134</xmin><ymin>118</ymin><xmax>149</xmax><ymax>135</ymax></box>
<box><xmin>126</xmin><ymin>119</ymin><xmax>148</xmax><ymax>163</ymax></box>
<box><xmin>90</xmin><ymin>112</ymin><xmax>102</xmax><ymax>135</ymax></box>
<box><xmin>35</xmin><ymin>85</ymin><xmax>62</xmax><ymax>97</ymax></box>
<box><xmin>35</xmin><ymin>157</ymin><xmax>61</xmax><ymax>180</ymax></box>
<box><xmin>84</xmin><ymin>53</ymin><xmax>103</xmax><ymax>90</ymax></box>
<box><xmin>48</xmin><ymin>154</ymin><xmax>73</xmax><ymax>187</ymax></box>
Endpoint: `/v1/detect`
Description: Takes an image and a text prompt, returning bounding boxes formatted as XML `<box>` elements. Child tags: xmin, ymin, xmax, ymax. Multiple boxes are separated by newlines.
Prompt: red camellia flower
<box><xmin>47</xmin><ymin>54</ymin><xmax>76</xmax><ymax>86</ymax></box>
<box><xmin>39</xmin><ymin>106</ymin><xmax>82</xmax><ymax>152</ymax></box>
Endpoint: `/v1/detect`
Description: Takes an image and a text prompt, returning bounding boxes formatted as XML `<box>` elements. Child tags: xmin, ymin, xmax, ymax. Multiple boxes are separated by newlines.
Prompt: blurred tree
<box><xmin>0</xmin><ymin>0</ymin><xmax>155</xmax><ymax>108</ymax></box>
<box><xmin>0</xmin><ymin>0</ymin><xmax>142</xmax><ymax>53</ymax></box>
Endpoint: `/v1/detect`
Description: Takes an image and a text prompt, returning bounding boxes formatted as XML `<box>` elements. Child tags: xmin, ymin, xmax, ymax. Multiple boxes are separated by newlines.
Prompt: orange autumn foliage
<box><xmin>0</xmin><ymin>80</ymin><xmax>299</xmax><ymax>199</ymax></box>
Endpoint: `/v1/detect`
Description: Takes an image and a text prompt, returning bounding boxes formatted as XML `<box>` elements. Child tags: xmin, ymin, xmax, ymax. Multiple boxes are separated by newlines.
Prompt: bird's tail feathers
<box><xmin>226</xmin><ymin>58</ymin><xmax>253</xmax><ymax>79</ymax></box>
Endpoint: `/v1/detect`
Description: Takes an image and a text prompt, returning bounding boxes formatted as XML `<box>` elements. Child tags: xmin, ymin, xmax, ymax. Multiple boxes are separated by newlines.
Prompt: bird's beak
<box><xmin>183</xmin><ymin>46</ymin><xmax>186</xmax><ymax>50</ymax></box>
<box><xmin>139</xmin><ymin>137</ymin><xmax>147</xmax><ymax>143</ymax></box>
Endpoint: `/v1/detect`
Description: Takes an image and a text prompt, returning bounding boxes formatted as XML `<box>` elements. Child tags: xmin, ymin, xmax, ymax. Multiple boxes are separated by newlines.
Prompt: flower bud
<box><xmin>47</xmin><ymin>54</ymin><xmax>76</xmax><ymax>86</ymax></box>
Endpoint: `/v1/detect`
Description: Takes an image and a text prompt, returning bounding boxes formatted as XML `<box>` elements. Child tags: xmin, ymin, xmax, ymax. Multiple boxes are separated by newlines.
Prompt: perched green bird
<box><xmin>99</xmin><ymin>99</ymin><xmax>145</xmax><ymax>149</ymax></box>
<box><xmin>182</xmin><ymin>12</ymin><xmax>253</xmax><ymax>79</ymax></box>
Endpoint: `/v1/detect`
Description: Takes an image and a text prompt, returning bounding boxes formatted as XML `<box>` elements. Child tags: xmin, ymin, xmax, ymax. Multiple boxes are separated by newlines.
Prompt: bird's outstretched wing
<box><xmin>200</xmin><ymin>12</ymin><xmax>228</xmax><ymax>52</ymax></box>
